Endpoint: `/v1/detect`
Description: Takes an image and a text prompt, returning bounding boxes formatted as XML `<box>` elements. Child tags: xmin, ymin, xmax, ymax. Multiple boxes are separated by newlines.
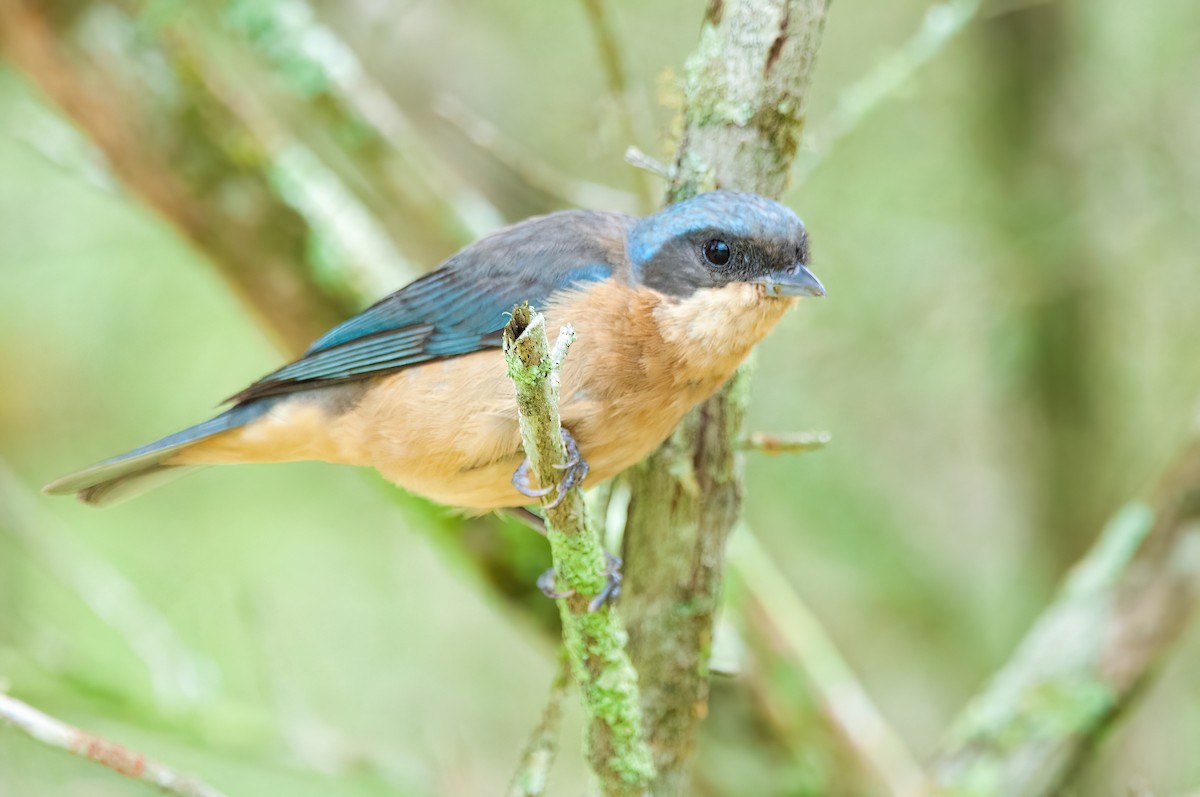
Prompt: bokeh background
<box><xmin>2</xmin><ymin>0</ymin><xmax>1199</xmax><ymax>794</ymax></box>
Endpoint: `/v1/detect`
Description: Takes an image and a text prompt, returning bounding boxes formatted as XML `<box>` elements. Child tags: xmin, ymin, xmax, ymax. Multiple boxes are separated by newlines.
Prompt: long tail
<box><xmin>43</xmin><ymin>401</ymin><xmax>274</xmax><ymax>506</ymax></box>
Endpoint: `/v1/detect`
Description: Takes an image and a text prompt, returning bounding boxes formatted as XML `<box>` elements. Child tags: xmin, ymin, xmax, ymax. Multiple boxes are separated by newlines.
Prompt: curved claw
<box><xmin>542</xmin><ymin>483</ymin><xmax>570</xmax><ymax>510</ymax></box>
<box><xmin>551</xmin><ymin>453</ymin><xmax>580</xmax><ymax>470</ymax></box>
<box><xmin>537</xmin><ymin>567</ymin><xmax>575</xmax><ymax>600</ymax></box>
<box><xmin>587</xmin><ymin>572</ymin><xmax>622</xmax><ymax>612</ymax></box>
<box><xmin>512</xmin><ymin>458</ymin><xmax>554</xmax><ymax>498</ymax></box>
<box><xmin>537</xmin><ymin>553</ymin><xmax>624</xmax><ymax>610</ymax></box>
<box><xmin>511</xmin><ymin>428</ymin><xmax>591</xmax><ymax>505</ymax></box>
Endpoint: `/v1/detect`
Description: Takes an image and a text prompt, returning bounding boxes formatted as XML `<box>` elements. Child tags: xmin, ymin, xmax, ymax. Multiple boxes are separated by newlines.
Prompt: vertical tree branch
<box><xmin>930</xmin><ymin>442</ymin><xmax>1200</xmax><ymax>795</ymax></box>
<box><xmin>619</xmin><ymin>1</ymin><xmax>830</xmax><ymax>792</ymax></box>
<box><xmin>978</xmin><ymin>3</ymin><xmax>1114</xmax><ymax>566</ymax></box>
<box><xmin>504</xmin><ymin>305</ymin><xmax>655</xmax><ymax>796</ymax></box>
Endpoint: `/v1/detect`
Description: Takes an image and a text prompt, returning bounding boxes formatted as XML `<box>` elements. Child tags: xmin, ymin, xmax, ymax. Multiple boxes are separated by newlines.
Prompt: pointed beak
<box><xmin>755</xmin><ymin>263</ymin><xmax>825</xmax><ymax>298</ymax></box>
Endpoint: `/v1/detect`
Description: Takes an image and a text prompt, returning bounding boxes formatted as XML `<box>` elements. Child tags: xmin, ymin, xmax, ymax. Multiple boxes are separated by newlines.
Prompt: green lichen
<box><xmin>565</xmin><ymin>608</ymin><xmax>657</xmax><ymax>786</ymax></box>
<box><xmin>547</xmin><ymin>530</ymin><xmax>608</xmax><ymax>596</ymax></box>
<box><xmin>222</xmin><ymin>0</ymin><xmax>331</xmax><ymax>98</ymax></box>
<box><xmin>505</xmin><ymin>308</ymin><xmax>654</xmax><ymax>795</ymax></box>
<box><xmin>1018</xmin><ymin>677</ymin><xmax>1115</xmax><ymax>741</ymax></box>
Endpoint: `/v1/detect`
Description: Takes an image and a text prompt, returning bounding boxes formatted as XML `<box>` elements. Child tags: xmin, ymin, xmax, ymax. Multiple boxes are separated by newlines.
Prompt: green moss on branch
<box><xmin>503</xmin><ymin>304</ymin><xmax>655</xmax><ymax>796</ymax></box>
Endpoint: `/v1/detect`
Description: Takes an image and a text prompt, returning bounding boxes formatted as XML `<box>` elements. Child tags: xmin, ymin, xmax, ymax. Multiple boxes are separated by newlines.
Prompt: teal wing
<box><xmin>229</xmin><ymin>211</ymin><xmax>625</xmax><ymax>403</ymax></box>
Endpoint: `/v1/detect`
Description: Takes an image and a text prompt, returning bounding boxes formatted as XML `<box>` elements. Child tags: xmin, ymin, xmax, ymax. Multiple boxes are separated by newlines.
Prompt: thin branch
<box><xmin>619</xmin><ymin>1</ymin><xmax>832</xmax><ymax>793</ymax></box>
<box><xmin>506</xmin><ymin>653</ymin><xmax>573</xmax><ymax>797</ymax></box>
<box><xmin>740</xmin><ymin>430</ymin><xmax>832</xmax><ymax>455</ymax></box>
<box><xmin>0</xmin><ymin>693</ymin><xmax>228</xmax><ymax>797</ymax></box>
<box><xmin>727</xmin><ymin>528</ymin><xmax>928</xmax><ymax>797</ymax></box>
<box><xmin>578</xmin><ymin>0</ymin><xmax>655</xmax><ymax>209</ymax></box>
<box><xmin>795</xmin><ymin>0</ymin><xmax>984</xmax><ymax>184</ymax></box>
<box><xmin>503</xmin><ymin>304</ymin><xmax>654</xmax><ymax>796</ymax></box>
<box><xmin>211</xmin><ymin>0</ymin><xmax>503</xmax><ymax>243</ymax></box>
<box><xmin>433</xmin><ymin>93</ymin><xmax>637</xmax><ymax>213</ymax></box>
<box><xmin>623</xmin><ymin>146</ymin><xmax>670</xmax><ymax>180</ymax></box>
<box><xmin>929</xmin><ymin>442</ymin><xmax>1200</xmax><ymax>795</ymax></box>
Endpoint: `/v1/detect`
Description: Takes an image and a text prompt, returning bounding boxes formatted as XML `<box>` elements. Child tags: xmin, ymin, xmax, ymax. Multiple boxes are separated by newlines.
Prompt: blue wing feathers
<box><xmin>48</xmin><ymin>210</ymin><xmax>633</xmax><ymax>503</ymax></box>
<box><xmin>231</xmin><ymin>212</ymin><xmax>631</xmax><ymax>404</ymax></box>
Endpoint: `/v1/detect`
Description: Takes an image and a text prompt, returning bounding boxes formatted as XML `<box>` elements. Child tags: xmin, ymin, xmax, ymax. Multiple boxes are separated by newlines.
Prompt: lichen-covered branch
<box><xmin>619</xmin><ymin>1</ymin><xmax>831</xmax><ymax>792</ymax></box>
<box><xmin>0</xmin><ymin>693</ymin><xmax>228</xmax><ymax>797</ymax></box>
<box><xmin>929</xmin><ymin>442</ymin><xmax>1200</xmax><ymax>795</ymax></box>
<box><xmin>503</xmin><ymin>304</ymin><xmax>654</xmax><ymax>796</ymax></box>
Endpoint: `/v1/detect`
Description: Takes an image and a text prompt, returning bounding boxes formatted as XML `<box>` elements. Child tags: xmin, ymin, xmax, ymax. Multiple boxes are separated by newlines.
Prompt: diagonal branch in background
<box><xmin>577</xmin><ymin>0</ymin><xmax>655</xmax><ymax>210</ymax></box>
<box><xmin>0</xmin><ymin>0</ymin><xmax>557</xmax><ymax>622</ymax></box>
<box><xmin>618</xmin><ymin>1</ymin><xmax>831</xmax><ymax>793</ymax></box>
<box><xmin>0</xmin><ymin>0</ymin><xmax>354</xmax><ymax>353</ymax></box>
<box><xmin>433</xmin><ymin>93</ymin><xmax>638</xmax><ymax>214</ymax></box>
<box><xmin>182</xmin><ymin>0</ymin><xmax>501</xmax><ymax>259</ymax></box>
<box><xmin>930</xmin><ymin>441</ymin><xmax>1200</xmax><ymax>795</ymax></box>
<box><xmin>720</xmin><ymin>528</ymin><xmax>926</xmax><ymax>797</ymax></box>
<box><xmin>794</xmin><ymin>0</ymin><xmax>984</xmax><ymax>184</ymax></box>
<box><xmin>727</xmin><ymin>527</ymin><xmax>928</xmax><ymax>797</ymax></box>
<box><xmin>0</xmin><ymin>693</ymin><xmax>228</xmax><ymax>797</ymax></box>
<box><xmin>504</xmin><ymin>304</ymin><xmax>654</xmax><ymax>796</ymax></box>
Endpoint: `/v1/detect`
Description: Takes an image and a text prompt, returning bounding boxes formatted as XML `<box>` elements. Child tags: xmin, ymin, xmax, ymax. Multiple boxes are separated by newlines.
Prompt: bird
<box><xmin>44</xmin><ymin>190</ymin><xmax>824</xmax><ymax>512</ymax></box>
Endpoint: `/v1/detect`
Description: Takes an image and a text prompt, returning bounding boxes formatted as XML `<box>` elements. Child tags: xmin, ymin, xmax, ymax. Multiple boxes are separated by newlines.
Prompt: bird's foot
<box><xmin>511</xmin><ymin>428</ymin><xmax>590</xmax><ymax>508</ymax></box>
<box><xmin>537</xmin><ymin>553</ymin><xmax>622</xmax><ymax>612</ymax></box>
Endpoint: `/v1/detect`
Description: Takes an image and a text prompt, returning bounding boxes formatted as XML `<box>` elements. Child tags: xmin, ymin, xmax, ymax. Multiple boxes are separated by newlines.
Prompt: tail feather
<box><xmin>44</xmin><ymin>401</ymin><xmax>273</xmax><ymax>506</ymax></box>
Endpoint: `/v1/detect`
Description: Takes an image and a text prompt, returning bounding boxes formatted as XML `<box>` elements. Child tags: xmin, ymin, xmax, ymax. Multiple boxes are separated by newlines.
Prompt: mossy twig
<box><xmin>503</xmin><ymin>304</ymin><xmax>655</xmax><ymax>796</ymax></box>
<box><xmin>930</xmin><ymin>442</ymin><xmax>1200</xmax><ymax>795</ymax></box>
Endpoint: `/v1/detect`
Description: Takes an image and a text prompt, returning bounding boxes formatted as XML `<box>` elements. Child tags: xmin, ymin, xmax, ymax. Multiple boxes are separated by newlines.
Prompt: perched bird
<box><xmin>45</xmin><ymin>190</ymin><xmax>823</xmax><ymax>511</ymax></box>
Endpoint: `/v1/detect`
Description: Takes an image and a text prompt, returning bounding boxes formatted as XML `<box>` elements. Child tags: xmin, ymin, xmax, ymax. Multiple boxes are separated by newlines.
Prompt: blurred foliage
<box><xmin>2</xmin><ymin>0</ymin><xmax>1199</xmax><ymax>795</ymax></box>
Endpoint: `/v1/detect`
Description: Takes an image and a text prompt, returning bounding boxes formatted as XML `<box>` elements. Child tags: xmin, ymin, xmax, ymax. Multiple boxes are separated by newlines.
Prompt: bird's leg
<box><xmin>509</xmin><ymin>429</ymin><xmax>614</xmax><ymax>609</ymax></box>
<box><xmin>537</xmin><ymin>567</ymin><xmax>574</xmax><ymax>599</ymax></box>
<box><xmin>549</xmin><ymin>428</ymin><xmax>590</xmax><ymax>506</ymax></box>
<box><xmin>511</xmin><ymin>459</ymin><xmax>554</xmax><ymax>499</ymax></box>
<box><xmin>510</xmin><ymin>427</ymin><xmax>590</xmax><ymax>508</ymax></box>
<box><xmin>587</xmin><ymin>553</ymin><xmax>623</xmax><ymax>612</ymax></box>
<box><xmin>535</xmin><ymin>553</ymin><xmax>622</xmax><ymax>611</ymax></box>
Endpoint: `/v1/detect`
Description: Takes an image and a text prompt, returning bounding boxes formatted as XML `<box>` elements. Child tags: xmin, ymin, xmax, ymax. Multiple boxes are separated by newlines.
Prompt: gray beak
<box><xmin>756</xmin><ymin>263</ymin><xmax>825</xmax><ymax>298</ymax></box>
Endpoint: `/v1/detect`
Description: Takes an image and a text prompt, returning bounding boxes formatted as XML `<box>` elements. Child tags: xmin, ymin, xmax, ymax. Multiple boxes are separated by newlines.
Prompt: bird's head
<box><xmin>626</xmin><ymin>190</ymin><xmax>824</xmax><ymax>300</ymax></box>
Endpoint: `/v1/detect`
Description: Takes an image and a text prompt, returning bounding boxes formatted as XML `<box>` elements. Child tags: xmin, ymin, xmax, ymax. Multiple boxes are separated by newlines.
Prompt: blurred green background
<box><xmin>2</xmin><ymin>0</ymin><xmax>1199</xmax><ymax>794</ymax></box>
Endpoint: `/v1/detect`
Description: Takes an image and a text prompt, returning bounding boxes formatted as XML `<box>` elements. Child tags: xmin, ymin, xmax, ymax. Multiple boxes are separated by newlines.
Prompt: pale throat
<box><xmin>652</xmin><ymin>282</ymin><xmax>797</xmax><ymax>377</ymax></box>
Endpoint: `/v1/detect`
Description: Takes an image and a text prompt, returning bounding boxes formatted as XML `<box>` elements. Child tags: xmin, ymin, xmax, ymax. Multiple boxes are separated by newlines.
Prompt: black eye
<box><xmin>703</xmin><ymin>239</ymin><xmax>731</xmax><ymax>266</ymax></box>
